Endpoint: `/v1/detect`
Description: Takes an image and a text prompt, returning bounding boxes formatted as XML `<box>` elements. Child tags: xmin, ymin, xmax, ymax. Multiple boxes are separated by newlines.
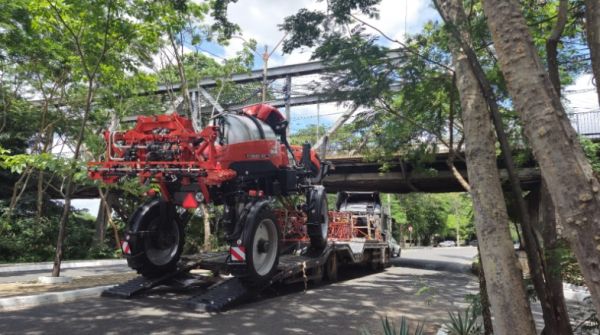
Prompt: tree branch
<box><xmin>350</xmin><ymin>13</ymin><xmax>455</xmax><ymax>74</ymax></box>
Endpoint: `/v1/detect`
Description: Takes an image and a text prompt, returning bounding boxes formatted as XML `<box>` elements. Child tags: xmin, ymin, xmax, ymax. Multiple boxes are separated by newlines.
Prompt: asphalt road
<box><xmin>0</xmin><ymin>247</ymin><xmax>479</xmax><ymax>335</ymax></box>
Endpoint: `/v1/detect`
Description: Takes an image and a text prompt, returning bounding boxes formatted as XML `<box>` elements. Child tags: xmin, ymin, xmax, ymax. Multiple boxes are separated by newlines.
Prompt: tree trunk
<box><xmin>435</xmin><ymin>5</ymin><xmax>555</xmax><ymax>327</ymax></box>
<box><xmin>169</xmin><ymin>32</ymin><xmax>192</xmax><ymax>118</ymax></box>
<box><xmin>52</xmin><ymin>177</ymin><xmax>72</xmax><ymax>277</ymax></box>
<box><xmin>451</xmin><ymin>37</ymin><xmax>537</xmax><ymax>335</ymax></box>
<box><xmin>546</xmin><ymin>0</ymin><xmax>569</xmax><ymax>97</ymax></box>
<box><xmin>52</xmin><ymin>79</ymin><xmax>95</xmax><ymax>277</ymax></box>
<box><xmin>95</xmin><ymin>188</ymin><xmax>109</xmax><ymax>246</ymax></box>
<box><xmin>8</xmin><ymin>167</ymin><xmax>32</xmax><ymax>216</ymax></box>
<box><xmin>586</xmin><ymin>0</ymin><xmax>600</xmax><ymax>107</ymax></box>
<box><xmin>35</xmin><ymin>170</ymin><xmax>45</xmax><ymax>221</ymax></box>
<box><xmin>105</xmin><ymin>192</ymin><xmax>121</xmax><ymax>250</ymax></box>
<box><xmin>482</xmin><ymin>0</ymin><xmax>600</xmax><ymax>313</ymax></box>
<box><xmin>535</xmin><ymin>182</ymin><xmax>574</xmax><ymax>335</ymax></box>
<box><xmin>202</xmin><ymin>204</ymin><xmax>211</xmax><ymax>251</ymax></box>
<box><xmin>476</xmin><ymin>249</ymin><xmax>494</xmax><ymax>335</ymax></box>
<box><xmin>447</xmin><ymin>83</ymin><xmax>471</xmax><ymax>192</ymax></box>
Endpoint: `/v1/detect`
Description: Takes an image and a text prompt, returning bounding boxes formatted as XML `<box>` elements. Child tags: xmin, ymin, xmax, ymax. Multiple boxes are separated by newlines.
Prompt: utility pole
<box><xmin>284</xmin><ymin>75</ymin><xmax>291</xmax><ymax>133</ymax></box>
<box><xmin>262</xmin><ymin>45</ymin><xmax>268</xmax><ymax>102</ymax></box>
<box><xmin>453</xmin><ymin>199</ymin><xmax>460</xmax><ymax>246</ymax></box>
<box><xmin>316</xmin><ymin>102</ymin><xmax>320</xmax><ymax>143</ymax></box>
<box><xmin>386</xmin><ymin>194</ymin><xmax>392</xmax><ymax>234</ymax></box>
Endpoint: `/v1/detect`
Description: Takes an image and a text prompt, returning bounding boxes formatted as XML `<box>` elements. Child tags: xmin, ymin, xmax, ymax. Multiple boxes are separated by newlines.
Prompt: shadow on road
<box><xmin>391</xmin><ymin>258</ymin><xmax>472</xmax><ymax>274</ymax></box>
<box><xmin>0</xmin><ymin>264</ymin><xmax>478</xmax><ymax>335</ymax></box>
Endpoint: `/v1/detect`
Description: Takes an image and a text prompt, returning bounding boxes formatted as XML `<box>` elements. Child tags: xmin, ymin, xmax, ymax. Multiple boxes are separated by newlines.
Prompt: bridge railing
<box><xmin>324</xmin><ymin>111</ymin><xmax>600</xmax><ymax>158</ymax></box>
<box><xmin>568</xmin><ymin>110</ymin><xmax>600</xmax><ymax>139</ymax></box>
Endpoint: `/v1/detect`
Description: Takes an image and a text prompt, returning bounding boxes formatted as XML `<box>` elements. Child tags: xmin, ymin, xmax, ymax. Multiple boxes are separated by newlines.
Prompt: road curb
<box><xmin>0</xmin><ymin>285</ymin><xmax>114</xmax><ymax>311</ymax></box>
<box><xmin>0</xmin><ymin>259</ymin><xmax>127</xmax><ymax>273</ymax></box>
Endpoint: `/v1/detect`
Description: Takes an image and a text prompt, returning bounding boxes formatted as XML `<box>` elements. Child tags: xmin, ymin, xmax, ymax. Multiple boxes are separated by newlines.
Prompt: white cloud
<box><xmin>224</xmin><ymin>0</ymin><xmax>435</xmax><ymax>68</ymax></box>
<box><xmin>358</xmin><ymin>0</ymin><xmax>436</xmax><ymax>44</ymax></box>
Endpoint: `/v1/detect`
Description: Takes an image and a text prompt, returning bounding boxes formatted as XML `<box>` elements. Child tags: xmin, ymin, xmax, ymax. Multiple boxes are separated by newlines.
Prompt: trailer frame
<box><xmin>102</xmin><ymin>237</ymin><xmax>389</xmax><ymax>312</ymax></box>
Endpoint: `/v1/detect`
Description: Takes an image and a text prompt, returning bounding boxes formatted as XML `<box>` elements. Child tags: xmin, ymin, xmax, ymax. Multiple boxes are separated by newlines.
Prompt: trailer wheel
<box><xmin>241</xmin><ymin>207</ymin><xmax>280</xmax><ymax>285</ymax></box>
<box><xmin>126</xmin><ymin>200</ymin><xmax>186</xmax><ymax>278</ymax></box>
<box><xmin>325</xmin><ymin>252</ymin><xmax>338</xmax><ymax>282</ymax></box>
<box><xmin>306</xmin><ymin>185</ymin><xmax>329</xmax><ymax>250</ymax></box>
<box><xmin>370</xmin><ymin>250</ymin><xmax>386</xmax><ymax>272</ymax></box>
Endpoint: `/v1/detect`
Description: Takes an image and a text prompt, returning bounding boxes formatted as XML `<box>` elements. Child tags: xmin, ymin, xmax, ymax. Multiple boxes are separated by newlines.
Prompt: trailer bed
<box><xmin>103</xmin><ymin>239</ymin><xmax>389</xmax><ymax>312</ymax></box>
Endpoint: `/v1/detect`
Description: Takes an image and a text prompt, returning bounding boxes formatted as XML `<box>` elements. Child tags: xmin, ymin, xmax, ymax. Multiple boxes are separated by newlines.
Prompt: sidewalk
<box><xmin>0</xmin><ymin>272</ymin><xmax>137</xmax><ymax>299</ymax></box>
<box><xmin>0</xmin><ymin>258</ymin><xmax>127</xmax><ymax>273</ymax></box>
<box><xmin>0</xmin><ymin>260</ymin><xmax>135</xmax><ymax>311</ymax></box>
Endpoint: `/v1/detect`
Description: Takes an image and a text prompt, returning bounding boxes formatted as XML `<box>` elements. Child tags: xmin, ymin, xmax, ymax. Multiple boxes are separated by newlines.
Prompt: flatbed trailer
<box><xmin>102</xmin><ymin>236</ymin><xmax>390</xmax><ymax>312</ymax></box>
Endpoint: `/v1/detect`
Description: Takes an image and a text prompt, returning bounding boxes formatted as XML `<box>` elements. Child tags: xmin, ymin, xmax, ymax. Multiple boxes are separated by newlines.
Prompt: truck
<box><xmin>88</xmin><ymin>104</ymin><xmax>389</xmax><ymax>311</ymax></box>
<box><xmin>336</xmin><ymin>191</ymin><xmax>400</xmax><ymax>257</ymax></box>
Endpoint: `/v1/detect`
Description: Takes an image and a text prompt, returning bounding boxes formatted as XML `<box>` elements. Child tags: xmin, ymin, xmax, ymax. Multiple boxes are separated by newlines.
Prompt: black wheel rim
<box><xmin>144</xmin><ymin>217</ymin><xmax>180</xmax><ymax>266</ymax></box>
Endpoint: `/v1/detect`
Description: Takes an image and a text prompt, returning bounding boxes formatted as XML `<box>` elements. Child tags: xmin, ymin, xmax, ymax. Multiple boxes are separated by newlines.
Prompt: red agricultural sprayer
<box><xmin>88</xmin><ymin>104</ymin><xmax>330</xmax><ymax>285</ymax></box>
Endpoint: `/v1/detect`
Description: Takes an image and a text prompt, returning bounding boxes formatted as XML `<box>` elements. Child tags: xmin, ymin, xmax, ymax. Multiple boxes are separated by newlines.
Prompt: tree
<box><xmin>482</xmin><ymin>0</ymin><xmax>600</xmax><ymax>313</ymax></box>
<box><xmin>585</xmin><ymin>0</ymin><xmax>600</xmax><ymax>106</ymax></box>
<box><xmin>546</xmin><ymin>0</ymin><xmax>569</xmax><ymax>97</ymax></box>
<box><xmin>26</xmin><ymin>0</ymin><xmax>160</xmax><ymax>276</ymax></box>
<box><xmin>394</xmin><ymin>193</ymin><xmax>449</xmax><ymax>246</ymax></box>
<box><xmin>437</xmin><ymin>2</ymin><xmax>537</xmax><ymax>333</ymax></box>
<box><xmin>435</xmin><ymin>0</ymin><xmax>574</xmax><ymax>332</ymax></box>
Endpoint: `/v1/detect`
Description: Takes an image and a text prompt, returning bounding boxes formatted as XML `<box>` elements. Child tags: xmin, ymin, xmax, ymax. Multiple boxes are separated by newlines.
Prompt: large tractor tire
<box><xmin>240</xmin><ymin>205</ymin><xmax>280</xmax><ymax>285</ymax></box>
<box><xmin>306</xmin><ymin>185</ymin><xmax>329</xmax><ymax>250</ymax></box>
<box><xmin>125</xmin><ymin>199</ymin><xmax>186</xmax><ymax>278</ymax></box>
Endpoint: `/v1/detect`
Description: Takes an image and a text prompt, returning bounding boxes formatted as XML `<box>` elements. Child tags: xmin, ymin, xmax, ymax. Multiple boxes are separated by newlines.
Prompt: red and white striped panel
<box><xmin>121</xmin><ymin>240</ymin><xmax>131</xmax><ymax>255</ymax></box>
<box><xmin>230</xmin><ymin>246</ymin><xmax>246</xmax><ymax>262</ymax></box>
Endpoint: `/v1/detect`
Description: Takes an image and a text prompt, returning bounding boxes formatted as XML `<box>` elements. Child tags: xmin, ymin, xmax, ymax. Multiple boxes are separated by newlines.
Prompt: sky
<box><xmin>190</xmin><ymin>0</ymin><xmax>440</xmax><ymax>132</ymax></box>
<box><xmin>192</xmin><ymin>0</ymin><xmax>598</xmax><ymax>130</ymax></box>
<box><xmin>73</xmin><ymin>0</ymin><xmax>599</xmax><ymax>216</ymax></box>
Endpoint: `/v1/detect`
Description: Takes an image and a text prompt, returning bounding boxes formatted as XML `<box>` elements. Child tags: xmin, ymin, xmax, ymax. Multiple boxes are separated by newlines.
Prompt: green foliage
<box><xmin>522</xmin><ymin>0</ymin><xmax>590</xmax><ymax>79</ymax></box>
<box><xmin>464</xmin><ymin>293</ymin><xmax>483</xmax><ymax>318</ymax></box>
<box><xmin>361</xmin><ymin>316</ymin><xmax>424</xmax><ymax>335</ymax></box>
<box><xmin>0</xmin><ymin>197</ymin><xmax>99</xmax><ymax>262</ymax></box>
<box><xmin>549</xmin><ymin>239</ymin><xmax>586</xmax><ymax>286</ymax></box>
<box><xmin>391</xmin><ymin>193</ymin><xmax>474</xmax><ymax>246</ymax></box>
<box><xmin>445</xmin><ymin>307</ymin><xmax>482</xmax><ymax>335</ymax></box>
<box><xmin>281</xmin><ymin>9</ymin><xmax>326</xmax><ymax>53</ymax></box>
<box><xmin>0</xmin><ymin>0</ymin><xmax>253</xmax><ymax>262</ymax></box>
<box><xmin>289</xmin><ymin>124</ymin><xmax>327</xmax><ymax>146</ymax></box>
<box><xmin>415</xmin><ymin>280</ymin><xmax>437</xmax><ymax>306</ymax></box>
<box><xmin>209</xmin><ymin>0</ymin><xmax>240</xmax><ymax>42</ymax></box>
<box><xmin>580</xmin><ymin>136</ymin><xmax>600</xmax><ymax>173</ymax></box>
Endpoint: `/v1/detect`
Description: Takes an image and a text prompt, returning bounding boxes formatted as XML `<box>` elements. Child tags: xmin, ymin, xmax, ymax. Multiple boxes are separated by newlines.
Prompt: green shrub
<box><xmin>361</xmin><ymin>316</ymin><xmax>424</xmax><ymax>335</ymax></box>
<box><xmin>445</xmin><ymin>307</ymin><xmax>482</xmax><ymax>335</ymax></box>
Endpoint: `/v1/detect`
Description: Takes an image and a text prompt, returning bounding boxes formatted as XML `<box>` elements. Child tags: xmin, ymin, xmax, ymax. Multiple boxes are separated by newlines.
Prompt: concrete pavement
<box><xmin>0</xmin><ymin>264</ymin><xmax>478</xmax><ymax>334</ymax></box>
<box><xmin>0</xmin><ymin>247</ymin><xmax>480</xmax><ymax>335</ymax></box>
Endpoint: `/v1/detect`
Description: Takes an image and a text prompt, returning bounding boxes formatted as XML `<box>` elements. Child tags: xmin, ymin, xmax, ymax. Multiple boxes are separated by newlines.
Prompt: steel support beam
<box><xmin>153</xmin><ymin>61</ymin><xmax>327</xmax><ymax>94</ymax></box>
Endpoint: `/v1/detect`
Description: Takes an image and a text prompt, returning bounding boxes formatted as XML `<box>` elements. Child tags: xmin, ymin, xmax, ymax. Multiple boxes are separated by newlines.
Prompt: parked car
<box><xmin>438</xmin><ymin>240</ymin><xmax>457</xmax><ymax>247</ymax></box>
<box><xmin>388</xmin><ymin>237</ymin><xmax>401</xmax><ymax>258</ymax></box>
<box><xmin>469</xmin><ymin>239</ymin><xmax>478</xmax><ymax>247</ymax></box>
